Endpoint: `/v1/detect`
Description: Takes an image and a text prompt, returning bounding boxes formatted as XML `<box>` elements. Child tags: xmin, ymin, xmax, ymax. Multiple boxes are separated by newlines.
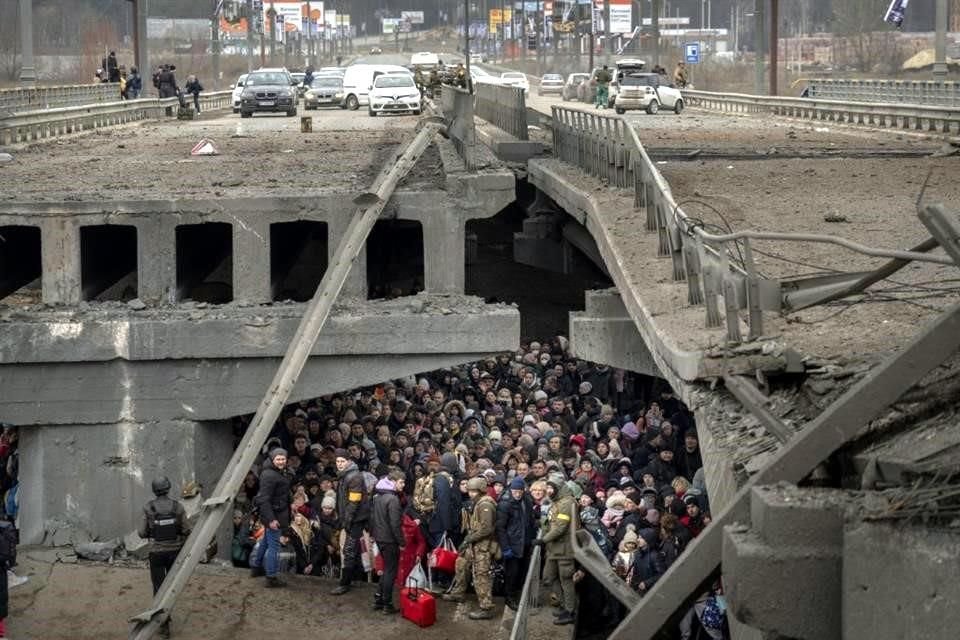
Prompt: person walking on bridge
<box><xmin>251</xmin><ymin>448</ymin><xmax>292</xmax><ymax>588</ymax></box>
<box><xmin>184</xmin><ymin>75</ymin><xmax>204</xmax><ymax>113</ymax></box>
<box><xmin>138</xmin><ymin>476</ymin><xmax>190</xmax><ymax>638</ymax></box>
<box><xmin>594</xmin><ymin>65</ymin><xmax>612</xmax><ymax>109</ymax></box>
<box><xmin>157</xmin><ymin>64</ymin><xmax>179</xmax><ymax>99</ymax></box>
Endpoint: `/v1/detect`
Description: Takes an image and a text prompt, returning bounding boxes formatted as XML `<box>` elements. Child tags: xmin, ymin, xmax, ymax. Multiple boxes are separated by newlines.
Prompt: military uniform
<box><xmin>444</xmin><ymin>478</ymin><xmax>499</xmax><ymax>617</ymax></box>
<box><xmin>139</xmin><ymin>477</ymin><xmax>190</xmax><ymax>638</ymax></box>
<box><xmin>539</xmin><ymin>481</ymin><xmax>576</xmax><ymax>622</ymax></box>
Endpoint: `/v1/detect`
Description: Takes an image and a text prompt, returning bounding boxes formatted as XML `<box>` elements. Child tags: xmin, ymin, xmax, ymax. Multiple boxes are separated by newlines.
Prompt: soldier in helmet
<box><xmin>442</xmin><ymin>476</ymin><xmax>499</xmax><ymax>620</ymax></box>
<box><xmin>138</xmin><ymin>476</ymin><xmax>190</xmax><ymax>637</ymax></box>
<box><xmin>531</xmin><ymin>477</ymin><xmax>577</xmax><ymax>625</ymax></box>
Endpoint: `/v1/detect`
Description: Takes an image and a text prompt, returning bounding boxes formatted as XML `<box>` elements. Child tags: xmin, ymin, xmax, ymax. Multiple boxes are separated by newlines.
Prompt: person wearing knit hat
<box><xmin>250</xmin><ymin>447</ymin><xmax>291</xmax><ymax>588</ymax></box>
<box><xmin>497</xmin><ymin>473</ymin><xmax>536</xmax><ymax>611</ymax></box>
<box><xmin>630</xmin><ymin>528</ymin><xmax>665</xmax><ymax>593</ymax></box>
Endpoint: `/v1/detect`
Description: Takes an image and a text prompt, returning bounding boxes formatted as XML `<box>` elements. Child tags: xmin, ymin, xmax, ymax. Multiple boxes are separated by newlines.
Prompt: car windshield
<box><xmin>570</xmin><ymin>74</ymin><xmax>589</xmax><ymax>82</ymax></box>
<box><xmin>311</xmin><ymin>77</ymin><xmax>341</xmax><ymax>88</ymax></box>
<box><xmin>375</xmin><ymin>75</ymin><xmax>414</xmax><ymax>88</ymax></box>
<box><xmin>246</xmin><ymin>73</ymin><xmax>289</xmax><ymax>86</ymax></box>
<box><xmin>621</xmin><ymin>74</ymin><xmax>657</xmax><ymax>87</ymax></box>
<box><xmin>542</xmin><ymin>74</ymin><xmax>562</xmax><ymax>81</ymax></box>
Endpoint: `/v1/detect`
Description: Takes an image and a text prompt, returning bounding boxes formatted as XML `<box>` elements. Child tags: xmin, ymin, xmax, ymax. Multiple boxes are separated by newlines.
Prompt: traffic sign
<box><xmin>684</xmin><ymin>42</ymin><xmax>700</xmax><ymax>64</ymax></box>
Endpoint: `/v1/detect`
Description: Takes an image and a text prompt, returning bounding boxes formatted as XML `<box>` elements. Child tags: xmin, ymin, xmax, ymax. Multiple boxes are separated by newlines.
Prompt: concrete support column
<box><xmin>18</xmin><ymin>0</ymin><xmax>37</xmax><ymax>84</ymax></box>
<box><xmin>232</xmin><ymin>217</ymin><xmax>271</xmax><ymax>303</ymax></box>
<box><xmin>41</xmin><ymin>218</ymin><xmax>81</xmax><ymax>305</ymax></box>
<box><xmin>137</xmin><ymin>218</ymin><xmax>175</xmax><ymax>304</ymax></box>
<box><xmin>934</xmin><ymin>0</ymin><xmax>949</xmax><ymax>78</ymax></box>
<box><xmin>421</xmin><ymin>208</ymin><xmax>466</xmax><ymax>294</ymax></box>
<box><xmin>18</xmin><ymin>420</ymin><xmax>234</xmax><ymax>546</ymax></box>
<box><xmin>328</xmin><ymin>217</ymin><xmax>367</xmax><ymax>299</ymax></box>
<box><xmin>133</xmin><ymin>0</ymin><xmax>149</xmax><ymax>83</ymax></box>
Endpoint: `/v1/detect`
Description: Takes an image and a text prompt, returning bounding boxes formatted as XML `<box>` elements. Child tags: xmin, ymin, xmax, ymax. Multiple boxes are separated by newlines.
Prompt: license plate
<box><xmin>259</xmin><ymin>100</ymin><xmax>275</xmax><ymax>106</ymax></box>
<box><xmin>319</xmin><ymin>98</ymin><xmax>332</xmax><ymax>102</ymax></box>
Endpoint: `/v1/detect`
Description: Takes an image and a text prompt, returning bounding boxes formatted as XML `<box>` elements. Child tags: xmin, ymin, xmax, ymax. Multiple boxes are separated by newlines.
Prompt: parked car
<box><xmin>368</xmin><ymin>73</ymin><xmax>421</xmax><ymax>116</ymax></box>
<box><xmin>500</xmin><ymin>71</ymin><xmax>530</xmax><ymax>93</ymax></box>
<box><xmin>341</xmin><ymin>64</ymin><xmax>412</xmax><ymax>110</ymax></box>
<box><xmin>538</xmin><ymin>73</ymin><xmax>564</xmax><ymax>96</ymax></box>
<box><xmin>370</xmin><ymin>46</ymin><xmax>383</xmax><ymax>54</ymax></box>
<box><xmin>470</xmin><ymin>66</ymin><xmax>503</xmax><ymax>86</ymax></box>
<box><xmin>614</xmin><ymin>72</ymin><xmax>683</xmax><ymax>114</ymax></box>
<box><xmin>469</xmin><ymin>52</ymin><xmax>484</xmax><ymax>64</ymax></box>
<box><xmin>239</xmin><ymin>68</ymin><xmax>298</xmax><ymax>118</ymax></box>
<box><xmin>304</xmin><ymin>75</ymin><xmax>344</xmax><ymax>109</ymax></box>
<box><xmin>562</xmin><ymin>73</ymin><xmax>590</xmax><ymax>101</ymax></box>
<box><xmin>231</xmin><ymin>73</ymin><xmax>248</xmax><ymax>112</ymax></box>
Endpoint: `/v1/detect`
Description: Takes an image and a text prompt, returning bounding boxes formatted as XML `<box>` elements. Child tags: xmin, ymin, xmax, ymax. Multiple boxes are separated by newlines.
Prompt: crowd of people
<box><xmin>231</xmin><ymin>335</ymin><xmax>728</xmax><ymax>638</ymax></box>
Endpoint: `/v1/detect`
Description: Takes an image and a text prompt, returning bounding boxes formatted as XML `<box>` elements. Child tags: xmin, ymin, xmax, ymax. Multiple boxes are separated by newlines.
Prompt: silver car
<box><xmin>538</xmin><ymin>73</ymin><xmax>564</xmax><ymax>96</ymax></box>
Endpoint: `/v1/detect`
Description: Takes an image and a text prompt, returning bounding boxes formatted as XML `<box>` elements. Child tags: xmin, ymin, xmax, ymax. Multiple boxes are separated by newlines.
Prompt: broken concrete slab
<box><xmin>75</xmin><ymin>540</ymin><xmax>120</xmax><ymax>562</ymax></box>
<box><xmin>123</xmin><ymin>531</ymin><xmax>150</xmax><ymax>560</ymax></box>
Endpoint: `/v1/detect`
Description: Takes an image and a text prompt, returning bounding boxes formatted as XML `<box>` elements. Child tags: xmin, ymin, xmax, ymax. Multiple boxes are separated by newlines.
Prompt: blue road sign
<box><xmin>684</xmin><ymin>42</ymin><xmax>700</xmax><ymax>64</ymax></box>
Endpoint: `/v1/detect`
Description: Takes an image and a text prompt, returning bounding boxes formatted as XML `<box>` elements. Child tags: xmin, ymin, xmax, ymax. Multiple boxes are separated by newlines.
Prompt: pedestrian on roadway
<box><xmin>138</xmin><ymin>476</ymin><xmax>190</xmax><ymax>638</ymax></box>
<box><xmin>127</xmin><ymin>67</ymin><xmax>143</xmax><ymax>99</ymax></box>
<box><xmin>157</xmin><ymin>64</ymin><xmax>178</xmax><ymax>99</ymax></box>
<box><xmin>184</xmin><ymin>75</ymin><xmax>204</xmax><ymax>113</ymax></box>
<box><xmin>593</xmin><ymin>65</ymin><xmax>612</xmax><ymax>109</ymax></box>
<box><xmin>250</xmin><ymin>448</ymin><xmax>292</xmax><ymax>588</ymax></box>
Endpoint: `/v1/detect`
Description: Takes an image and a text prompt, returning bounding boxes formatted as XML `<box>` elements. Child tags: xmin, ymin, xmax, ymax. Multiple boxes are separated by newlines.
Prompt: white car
<box><xmin>470</xmin><ymin>66</ymin><xmax>503</xmax><ymax>86</ymax></box>
<box><xmin>538</xmin><ymin>73</ymin><xmax>564</xmax><ymax>95</ymax></box>
<box><xmin>469</xmin><ymin>52</ymin><xmax>484</xmax><ymax>64</ymax></box>
<box><xmin>231</xmin><ymin>73</ymin><xmax>248</xmax><ymax>112</ymax></box>
<box><xmin>614</xmin><ymin>72</ymin><xmax>683</xmax><ymax>114</ymax></box>
<box><xmin>368</xmin><ymin>73</ymin><xmax>421</xmax><ymax>116</ymax></box>
<box><xmin>500</xmin><ymin>71</ymin><xmax>530</xmax><ymax>93</ymax></box>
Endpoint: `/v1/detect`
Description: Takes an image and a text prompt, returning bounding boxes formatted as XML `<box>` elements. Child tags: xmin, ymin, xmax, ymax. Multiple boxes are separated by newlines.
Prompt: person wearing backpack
<box><xmin>138</xmin><ymin>476</ymin><xmax>190</xmax><ymax>638</ymax></box>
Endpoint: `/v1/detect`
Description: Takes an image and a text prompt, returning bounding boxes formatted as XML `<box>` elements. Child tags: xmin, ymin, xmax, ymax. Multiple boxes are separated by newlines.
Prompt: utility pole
<box><xmin>603</xmin><ymin>0</ymin><xmax>610</xmax><ymax>56</ymax></box>
<box><xmin>933</xmin><ymin>0</ymin><xmax>948</xmax><ymax>78</ymax></box>
<box><xmin>131</xmin><ymin>0</ymin><xmax>148</xmax><ymax>82</ymax></box>
<box><xmin>769</xmin><ymin>0</ymin><xmax>777</xmax><ymax>95</ymax></box>
<box><xmin>754</xmin><ymin>0</ymin><xmax>765</xmax><ymax>95</ymax></box>
<box><xmin>212</xmin><ymin>0</ymin><xmax>221</xmax><ymax>88</ymax></box>
<box><xmin>18</xmin><ymin>0</ymin><xmax>37</xmax><ymax>84</ymax></box>
<box><xmin>269</xmin><ymin>2</ymin><xmax>277</xmax><ymax>63</ymax></box>
<box><xmin>247</xmin><ymin>0</ymin><xmax>255</xmax><ymax>72</ymax></box>
<box><xmin>464</xmin><ymin>0</ymin><xmax>472</xmax><ymax>90</ymax></box>
<box><xmin>651</xmin><ymin>0</ymin><xmax>661</xmax><ymax>68</ymax></box>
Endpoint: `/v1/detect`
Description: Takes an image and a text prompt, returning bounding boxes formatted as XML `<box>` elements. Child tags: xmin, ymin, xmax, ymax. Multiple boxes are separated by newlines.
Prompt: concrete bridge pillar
<box><xmin>40</xmin><ymin>218</ymin><xmax>81</xmax><ymax>305</ymax></box>
<box><xmin>19</xmin><ymin>419</ymin><xmax>234</xmax><ymax>546</ymax></box>
<box><xmin>233</xmin><ymin>217</ymin><xmax>271</xmax><ymax>303</ymax></box>
<box><xmin>137</xmin><ymin>217</ymin><xmax>176</xmax><ymax>304</ymax></box>
<box><xmin>328</xmin><ymin>216</ymin><xmax>368</xmax><ymax>299</ymax></box>
<box><xmin>420</xmin><ymin>207</ymin><xmax>466</xmax><ymax>294</ymax></box>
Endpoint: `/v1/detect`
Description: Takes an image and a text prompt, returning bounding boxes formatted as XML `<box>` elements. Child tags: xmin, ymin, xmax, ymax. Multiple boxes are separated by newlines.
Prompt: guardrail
<box><xmin>683</xmin><ymin>89</ymin><xmax>960</xmax><ymax>136</ymax></box>
<box><xmin>0</xmin><ymin>83</ymin><xmax>121</xmax><ymax>113</ymax></box>
<box><xmin>0</xmin><ymin>91</ymin><xmax>232</xmax><ymax>145</ymax></box>
<box><xmin>475</xmin><ymin>83</ymin><xmax>529</xmax><ymax>140</ymax></box>
<box><xmin>806</xmin><ymin>78</ymin><xmax>960</xmax><ymax>107</ymax></box>
<box><xmin>439</xmin><ymin>84</ymin><xmax>478</xmax><ymax>169</ymax></box>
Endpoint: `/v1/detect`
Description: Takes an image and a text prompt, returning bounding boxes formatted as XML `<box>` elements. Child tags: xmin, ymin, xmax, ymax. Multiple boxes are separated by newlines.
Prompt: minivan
<box><xmin>340</xmin><ymin>64</ymin><xmax>412</xmax><ymax>110</ymax></box>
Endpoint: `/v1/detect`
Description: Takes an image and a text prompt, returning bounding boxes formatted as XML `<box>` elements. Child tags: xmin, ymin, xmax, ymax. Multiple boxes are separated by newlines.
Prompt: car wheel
<box><xmin>646</xmin><ymin>100</ymin><xmax>660</xmax><ymax>115</ymax></box>
<box><xmin>346</xmin><ymin>94</ymin><xmax>359</xmax><ymax>110</ymax></box>
<box><xmin>615</xmin><ymin>107</ymin><xmax>625</xmax><ymax>115</ymax></box>
<box><xmin>674</xmin><ymin>99</ymin><xmax>684</xmax><ymax>114</ymax></box>
<box><xmin>240</xmin><ymin>111</ymin><xmax>252</xmax><ymax>118</ymax></box>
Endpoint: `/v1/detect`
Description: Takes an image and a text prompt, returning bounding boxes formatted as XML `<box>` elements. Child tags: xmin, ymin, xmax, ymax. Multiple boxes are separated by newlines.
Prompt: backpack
<box><xmin>413</xmin><ymin>474</ymin><xmax>436</xmax><ymax>515</ymax></box>
<box><xmin>150</xmin><ymin>500</ymin><xmax>179</xmax><ymax>543</ymax></box>
<box><xmin>0</xmin><ymin>522</ymin><xmax>18</xmax><ymax>566</ymax></box>
<box><xmin>700</xmin><ymin>595</ymin><xmax>725</xmax><ymax>630</ymax></box>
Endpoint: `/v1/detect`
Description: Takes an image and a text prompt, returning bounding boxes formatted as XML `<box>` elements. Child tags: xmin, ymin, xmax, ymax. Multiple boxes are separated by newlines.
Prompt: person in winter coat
<box><xmin>127</xmin><ymin>67</ymin><xmax>143</xmax><ymax>99</ymax></box>
<box><xmin>532</xmin><ymin>477</ymin><xmax>576</xmax><ymax>625</ymax></box>
<box><xmin>251</xmin><ymin>448</ymin><xmax>293</xmax><ymax>587</ymax></box>
<box><xmin>331</xmin><ymin>452</ymin><xmax>371</xmax><ymax>595</ymax></box>
<box><xmin>629</xmin><ymin>529</ymin><xmax>665</xmax><ymax>594</ymax></box>
<box><xmin>398</xmin><ymin>507</ymin><xmax>428</xmax><ymax>588</ymax></box>
<box><xmin>496</xmin><ymin>476</ymin><xmax>536</xmax><ymax>610</ymax></box>
<box><xmin>287</xmin><ymin>512</ymin><xmax>321</xmax><ymax>575</ymax></box>
<box><xmin>676</xmin><ymin>430</ymin><xmax>703</xmax><ymax>482</ymax></box>
<box><xmin>371</xmin><ymin>471</ymin><xmax>406</xmax><ymax>613</ymax></box>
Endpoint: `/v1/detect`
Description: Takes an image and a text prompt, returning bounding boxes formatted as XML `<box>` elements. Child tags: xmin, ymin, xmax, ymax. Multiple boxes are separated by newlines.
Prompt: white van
<box><xmin>340</xmin><ymin>64</ymin><xmax>412</xmax><ymax>110</ymax></box>
<box><xmin>410</xmin><ymin>52</ymin><xmax>440</xmax><ymax>67</ymax></box>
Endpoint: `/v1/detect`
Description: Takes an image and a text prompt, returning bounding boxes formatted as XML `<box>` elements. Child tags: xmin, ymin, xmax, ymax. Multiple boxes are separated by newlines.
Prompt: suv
<box><xmin>238</xmin><ymin>68</ymin><xmax>298</xmax><ymax>118</ymax></box>
<box><xmin>614</xmin><ymin>72</ymin><xmax>683</xmax><ymax>114</ymax></box>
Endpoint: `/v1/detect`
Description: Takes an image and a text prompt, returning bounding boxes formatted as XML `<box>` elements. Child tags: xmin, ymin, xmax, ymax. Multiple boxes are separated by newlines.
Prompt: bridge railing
<box><xmin>683</xmin><ymin>89</ymin><xmax>960</xmax><ymax>135</ymax></box>
<box><xmin>806</xmin><ymin>78</ymin><xmax>960</xmax><ymax>107</ymax></box>
<box><xmin>0</xmin><ymin>91</ymin><xmax>233</xmax><ymax>145</ymax></box>
<box><xmin>475</xmin><ymin>83</ymin><xmax>528</xmax><ymax>140</ymax></box>
<box><xmin>439</xmin><ymin>84</ymin><xmax>478</xmax><ymax>169</ymax></box>
<box><xmin>0</xmin><ymin>83</ymin><xmax>120</xmax><ymax>113</ymax></box>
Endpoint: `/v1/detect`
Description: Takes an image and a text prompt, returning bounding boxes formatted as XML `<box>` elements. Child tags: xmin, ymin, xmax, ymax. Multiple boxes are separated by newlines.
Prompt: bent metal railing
<box><xmin>550</xmin><ymin>104</ymin><xmax>956</xmax><ymax>344</ymax></box>
<box><xmin>475</xmin><ymin>83</ymin><xmax>529</xmax><ymax>140</ymax></box>
<box><xmin>683</xmin><ymin>89</ymin><xmax>960</xmax><ymax>135</ymax></box>
<box><xmin>0</xmin><ymin>91</ymin><xmax>232</xmax><ymax>145</ymax></box>
<box><xmin>439</xmin><ymin>84</ymin><xmax>479</xmax><ymax>169</ymax></box>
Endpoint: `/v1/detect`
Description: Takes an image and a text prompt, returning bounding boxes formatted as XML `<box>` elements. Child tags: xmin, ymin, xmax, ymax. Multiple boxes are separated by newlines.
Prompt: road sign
<box><xmin>684</xmin><ymin>42</ymin><xmax>700</xmax><ymax>64</ymax></box>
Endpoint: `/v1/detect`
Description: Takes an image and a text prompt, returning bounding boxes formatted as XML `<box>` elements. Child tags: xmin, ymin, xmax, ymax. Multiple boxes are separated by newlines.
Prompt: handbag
<box><xmin>428</xmin><ymin>533</ymin><xmax>458</xmax><ymax>574</ymax></box>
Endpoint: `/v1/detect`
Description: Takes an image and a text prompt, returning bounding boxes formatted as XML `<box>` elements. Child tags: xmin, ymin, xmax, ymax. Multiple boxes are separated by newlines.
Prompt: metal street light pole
<box><xmin>933</xmin><ymin>0</ymin><xmax>948</xmax><ymax>78</ymax></box>
<box><xmin>18</xmin><ymin>0</ymin><xmax>37</xmax><ymax>84</ymax></box>
<box><xmin>247</xmin><ymin>0</ymin><xmax>255</xmax><ymax>72</ymax></box>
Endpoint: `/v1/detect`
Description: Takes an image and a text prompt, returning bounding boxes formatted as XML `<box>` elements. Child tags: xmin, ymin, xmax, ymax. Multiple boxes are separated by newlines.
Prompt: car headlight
<box><xmin>335</xmin><ymin>92</ymin><xmax>344</xmax><ymax>99</ymax></box>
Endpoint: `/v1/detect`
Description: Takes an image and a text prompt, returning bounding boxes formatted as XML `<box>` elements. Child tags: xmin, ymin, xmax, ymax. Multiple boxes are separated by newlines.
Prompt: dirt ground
<box><xmin>0</xmin><ymin>107</ymin><xmax>444</xmax><ymax>203</ymax></box>
<box><xmin>9</xmin><ymin>550</ymin><xmax>504</xmax><ymax>640</ymax></box>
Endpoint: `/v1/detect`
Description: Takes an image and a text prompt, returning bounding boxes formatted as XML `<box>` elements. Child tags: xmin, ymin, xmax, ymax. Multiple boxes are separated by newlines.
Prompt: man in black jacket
<box><xmin>251</xmin><ymin>448</ymin><xmax>292</xmax><ymax>587</ymax></box>
<box><xmin>138</xmin><ymin>476</ymin><xmax>190</xmax><ymax>638</ymax></box>
<box><xmin>371</xmin><ymin>471</ymin><xmax>406</xmax><ymax>614</ymax></box>
<box><xmin>496</xmin><ymin>476</ymin><xmax>535</xmax><ymax>610</ymax></box>
<box><xmin>331</xmin><ymin>452</ymin><xmax>371</xmax><ymax>595</ymax></box>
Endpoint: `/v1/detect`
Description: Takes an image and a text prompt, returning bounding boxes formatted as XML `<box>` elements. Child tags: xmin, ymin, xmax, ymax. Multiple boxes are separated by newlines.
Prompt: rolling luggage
<box><xmin>400</xmin><ymin>585</ymin><xmax>437</xmax><ymax>628</ymax></box>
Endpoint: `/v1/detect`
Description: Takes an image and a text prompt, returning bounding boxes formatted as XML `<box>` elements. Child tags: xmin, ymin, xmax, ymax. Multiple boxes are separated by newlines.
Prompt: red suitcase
<box><xmin>400</xmin><ymin>586</ymin><xmax>437</xmax><ymax>628</ymax></box>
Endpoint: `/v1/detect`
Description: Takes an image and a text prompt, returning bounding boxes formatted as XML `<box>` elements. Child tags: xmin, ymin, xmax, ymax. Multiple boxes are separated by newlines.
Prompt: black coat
<box><xmin>629</xmin><ymin>541</ymin><xmax>665</xmax><ymax>592</ymax></box>
<box><xmin>676</xmin><ymin>446</ymin><xmax>703</xmax><ymax>482</ymax></box>
<box><xmin>336</xmin><ymin>463</ymin><xmax>370</xmax><ymax>532</ymax></box>
<box><xmin>370</xmin><ymin>487</ymin><xmax>405</xmax><ymax>546</ymax></box>
<box><xmin>496</xmin><ymin>492</ymin><xmax>535</xmax><ymax>557</ymax></box>
<box><xmin>255</xmin><ymin>460</ymin><xmax>292</xmax><ymax>528</ymax></box>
